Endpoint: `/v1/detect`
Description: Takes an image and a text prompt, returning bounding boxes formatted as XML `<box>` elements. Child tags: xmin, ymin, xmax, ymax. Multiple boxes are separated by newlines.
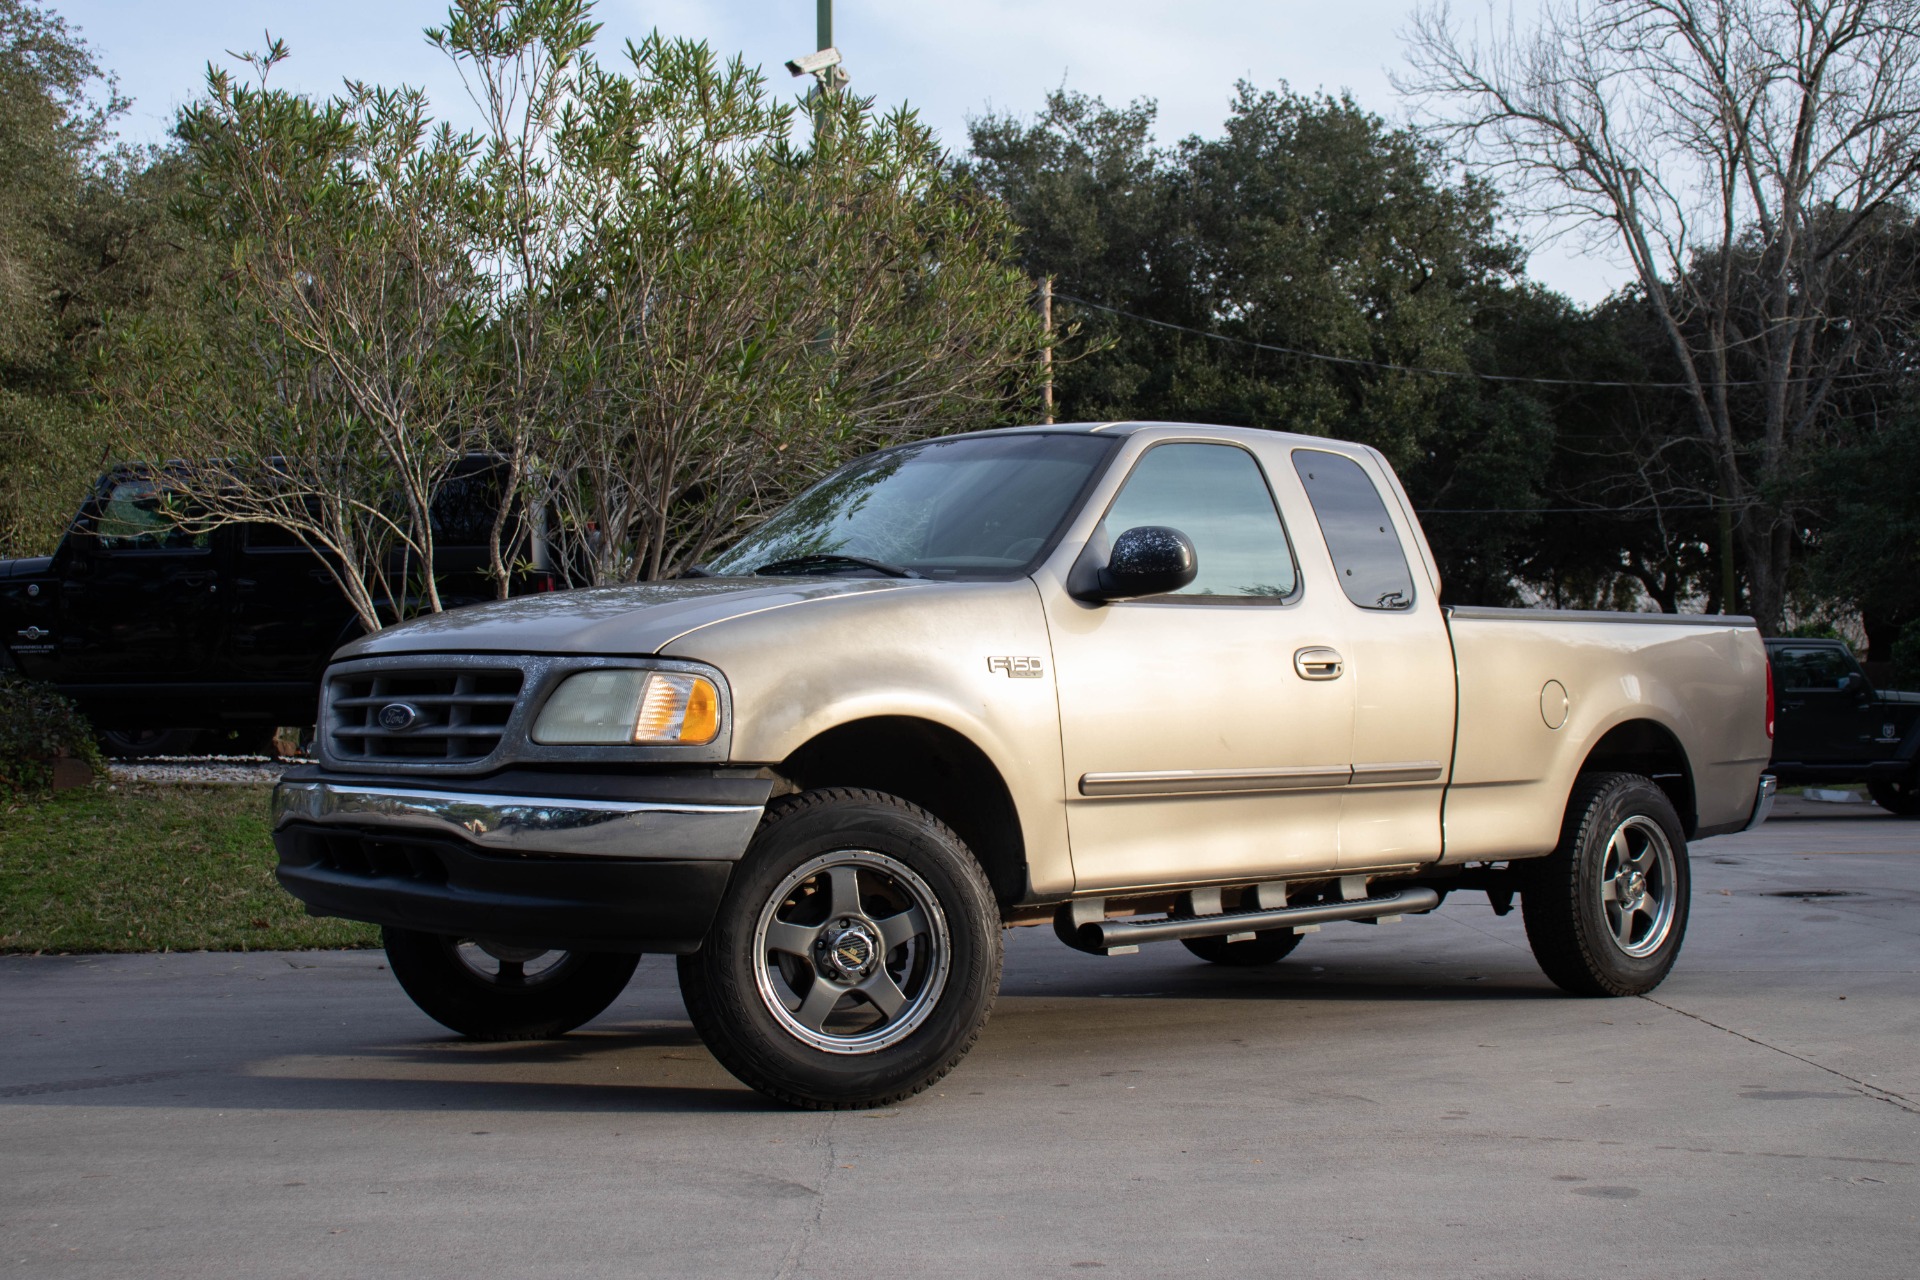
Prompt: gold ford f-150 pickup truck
<box><xmin>271</xmin><ymin>422</ymin><xmax>1776</xmax><ymax>1108</ymax></box>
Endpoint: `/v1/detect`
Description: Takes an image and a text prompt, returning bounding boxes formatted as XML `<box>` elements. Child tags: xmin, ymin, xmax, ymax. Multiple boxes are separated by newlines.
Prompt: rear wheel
<box><xmin>97</xmin><ymin>727</ymin><xmax>204</xmax><ymax>758</ymax></box>
<box><xmin>677</xmin><ymin>788</ymin><xmax>1002</xmax><ymax>1110</ymax></box>
<box><xmin>1521</xmin><ymin>772</ymin><xmax>1690</xmax><ymax>997</ymax></box>
<box><xmin>1868</xmin><ymin>775</ymin><xmax>1920</xmax><ymax>816</ymax></box>
<box><xmin>381</xmin><ymin>928</ymin><xmax>638</xmax><ymax>1040</ymax></box>
<box><xmin>1180</xmin><ymin>930</ymin><xmax>1303</xmax><ymax>967</ymax></box>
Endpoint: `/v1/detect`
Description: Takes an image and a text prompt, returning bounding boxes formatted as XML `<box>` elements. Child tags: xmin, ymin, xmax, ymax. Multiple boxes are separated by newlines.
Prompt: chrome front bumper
<box><xmin>1742</xmin><ymin>774</ymin><xmax>1778</xmax><ymax>832</ymax></box>
<box><xmin>271</xmin><ymin>777</ymin><xmax>766</xmax><ymax>861</ymax></box>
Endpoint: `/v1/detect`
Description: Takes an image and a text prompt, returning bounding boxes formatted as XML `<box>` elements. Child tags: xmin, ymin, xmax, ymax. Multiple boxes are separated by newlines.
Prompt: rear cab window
<box><xmin>1291</xmin><ymin>449</ymin><xmax>1415</xmax><ymax>610</ymax></box>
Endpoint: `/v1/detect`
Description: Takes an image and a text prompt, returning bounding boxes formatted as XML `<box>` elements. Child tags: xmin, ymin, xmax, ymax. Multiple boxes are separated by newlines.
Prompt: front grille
<box><xmin>325</xmin><ymin>667</ymin><xmax>524</xmax><ymax>765</ymax></box>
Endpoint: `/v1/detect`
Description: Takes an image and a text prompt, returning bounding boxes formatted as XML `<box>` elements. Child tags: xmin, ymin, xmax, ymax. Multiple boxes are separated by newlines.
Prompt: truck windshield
<box><xmin>708</xmin><ymin>433</ymin><xmax>1117</xmax><ymax>579</ymax></box>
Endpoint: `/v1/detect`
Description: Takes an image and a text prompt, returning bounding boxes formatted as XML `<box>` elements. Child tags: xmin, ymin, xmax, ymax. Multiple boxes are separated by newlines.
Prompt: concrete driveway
<box><xmin>4</xmin><ymin>797</ymin><xmax>1917</xmax><ymax>1278</ymax></box>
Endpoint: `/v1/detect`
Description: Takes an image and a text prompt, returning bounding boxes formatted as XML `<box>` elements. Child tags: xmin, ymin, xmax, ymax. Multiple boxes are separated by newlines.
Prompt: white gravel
<box><xmin>105</xmin><ymin>755</ymin><xmax>305</xmax><ymax>786</ymax></box>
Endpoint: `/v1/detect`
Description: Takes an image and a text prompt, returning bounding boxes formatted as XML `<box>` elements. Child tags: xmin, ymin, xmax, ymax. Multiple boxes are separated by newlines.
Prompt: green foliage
<box><xmin>0</xmin><ymin>672</ymin><xmax>102</xmax><ymax>798</ymax></box>
<box><xmin>0</xmin><ymin>3</ymin><xmax>214</xmax><ymax>557</ymax></box>
<box><xmin>102</xmin><ymin>0</ymin><xmax>1045</xmax><ymax>612</ymax></box>
<box><xmin>1891</xmin><ymin>623</ymin><xmax>1920</xmax><ymax>690</ymax></box>
<box><xmin>0</xmin><ymin>782</ymin><xmax>376</xmax><ymax>952</ymax></box>
<box><xmin>966</xmin><ymin>85</ymin><xmax>1550</xmax><ymax>603</ymax></box>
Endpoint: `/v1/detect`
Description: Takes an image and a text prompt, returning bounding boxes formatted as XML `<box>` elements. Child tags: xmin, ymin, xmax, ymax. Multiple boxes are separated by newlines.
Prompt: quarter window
<box><xmin>1292</xmin><ymin>449</ymin><xmax>1415</xmax><ymax>610</ymax></box>
<box><xmin>1098</xmin><ymin>443</ymin><xmax>1298</xmax><ymax>600</ymax></box>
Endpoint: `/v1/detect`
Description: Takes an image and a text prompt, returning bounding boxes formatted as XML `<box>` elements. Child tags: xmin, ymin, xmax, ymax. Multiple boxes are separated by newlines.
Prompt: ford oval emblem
<box><xmin>377</xmin><ymin>702</ymin><xmax>421</xmax><ymax>732</ymax></box>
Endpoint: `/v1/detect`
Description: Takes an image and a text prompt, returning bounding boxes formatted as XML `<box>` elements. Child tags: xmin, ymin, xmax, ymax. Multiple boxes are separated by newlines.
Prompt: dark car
<box><xmin>0</xmin><ymin>462</ymin><xmax>551</xmax><ymax>755</ymax></box>
<box><xmin>1765</xmin><ymin>637</ymin><xmax>1920</xmax><ymax>814</ymax></box>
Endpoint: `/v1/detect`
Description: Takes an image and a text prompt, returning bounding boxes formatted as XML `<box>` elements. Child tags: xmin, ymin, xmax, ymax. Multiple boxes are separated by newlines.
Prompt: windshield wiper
<box><xmin>754</xmin><ymin>553</ymin><xmax>923</xmax><ymax>580</ymax></box>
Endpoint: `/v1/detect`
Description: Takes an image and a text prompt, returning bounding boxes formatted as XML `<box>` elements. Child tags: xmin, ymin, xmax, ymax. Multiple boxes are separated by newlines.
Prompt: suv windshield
<box><xmin>708</xmin><ymin>432</ymin><xmax>1117</xmax><ymax>579</ymax></box>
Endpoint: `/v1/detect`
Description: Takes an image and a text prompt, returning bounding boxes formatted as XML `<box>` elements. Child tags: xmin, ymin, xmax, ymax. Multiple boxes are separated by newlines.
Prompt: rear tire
<box><xmin>97</xmin><ymin>727</ymin><xmax>203</xmax><ymax>758</ymax></box>
<box><xmin>1180</xmin><ymin>930</ymin><xmax>1304</xmax><ymax>966</ymax></box>
<box><xmin>1521</xmin><ymin>772</ymin><xmax>1690</xmax><ymax>997</ymax></box>
<box><xmin>677</xmin><ymin>788</ymin><xmax>1002</xmax><ymax>1110</ymax></box>
<box><xmin>381</xmin><ymin>928</ymin><xmax>638</xmax><ymax>1041</ymax></box>
<box><xmin>1868</xmin><ymin>775</ymin><xmax>1920</xmax><ymax>816</ymax></box>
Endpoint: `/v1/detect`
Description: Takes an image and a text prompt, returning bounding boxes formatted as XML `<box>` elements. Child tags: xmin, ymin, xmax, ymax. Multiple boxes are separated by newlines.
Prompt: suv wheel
<box><xmin>1868</xmin><ymin>775</ymin><xmax>1920</xmax><ymax>816</ymax></box>
<box><xmin>677</xmin><ymin>789</ymin><xmax>1002</xmax><ymax>1109</ymax></box>
<box><xmin>1521</xmin><ymin>772</ymin><xmax>1691</xmax><ymax>997</ymax></box>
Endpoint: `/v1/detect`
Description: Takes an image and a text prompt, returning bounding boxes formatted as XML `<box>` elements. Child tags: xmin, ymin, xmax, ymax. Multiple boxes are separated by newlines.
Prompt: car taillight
<box><xmin>1765</xmin><ymin>660</ymin><xmax>1776</xmax><ymax>739</ymax></box>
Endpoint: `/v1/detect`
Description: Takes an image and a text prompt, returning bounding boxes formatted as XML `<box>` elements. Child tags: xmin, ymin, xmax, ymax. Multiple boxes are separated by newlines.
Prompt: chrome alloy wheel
<box><xmin>1597</xmin><ymin>815</ymin><xmax>1678</xmax><ymax>958</ymax></box>
<box><xmin>752</xmin><ymin>850</ymin><xmax>951</xmax><ymax>1054</ymax></box>
<box><xmin>453</xmin><ymin>940</ymin><xmax>579</xmax><ymax>987</ymax></box>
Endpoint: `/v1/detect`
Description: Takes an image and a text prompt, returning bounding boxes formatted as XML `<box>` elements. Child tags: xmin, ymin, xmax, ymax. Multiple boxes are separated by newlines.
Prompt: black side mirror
<box><xmin>1092</xmin><ymin>525</ymin><xmax>1197</xmax><ymax>600</ymax></box>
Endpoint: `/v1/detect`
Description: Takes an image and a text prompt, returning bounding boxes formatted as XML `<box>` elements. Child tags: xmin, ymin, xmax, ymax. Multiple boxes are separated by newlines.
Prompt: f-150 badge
<box><xmin>987</xmin><ymin>656</ymin><xmax>1044</xmax><ymax>678</ymax></box>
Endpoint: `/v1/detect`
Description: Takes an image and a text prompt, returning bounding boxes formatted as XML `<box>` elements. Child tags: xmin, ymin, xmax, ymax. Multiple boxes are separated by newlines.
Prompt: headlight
<box><xmin>531</xmin><ymin>670</ymin><xmax>721</xmax><ymax>745</ymax></box>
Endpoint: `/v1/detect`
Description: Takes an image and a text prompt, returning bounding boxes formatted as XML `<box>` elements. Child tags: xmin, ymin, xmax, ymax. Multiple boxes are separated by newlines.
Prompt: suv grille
<box><xmin>325</xmin><ymin>667</ymin><xmax>524</xmax><ymax>765</ymax></box>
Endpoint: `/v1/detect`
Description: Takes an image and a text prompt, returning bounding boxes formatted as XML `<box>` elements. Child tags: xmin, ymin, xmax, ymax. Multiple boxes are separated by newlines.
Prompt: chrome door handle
<box><xmin>1294</xmin><ymin>647</ymin><xmax>1344</xmax><ymax>680</ymax></box>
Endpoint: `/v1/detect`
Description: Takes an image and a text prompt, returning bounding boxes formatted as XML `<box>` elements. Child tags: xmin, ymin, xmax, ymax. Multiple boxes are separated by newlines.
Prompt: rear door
<box><xmin>227</xmin><ymin>522</ymin><xmax>354</xmax><ymax>680</ymax></box>
<box><xmin>1771</xmin><ymin>643</ymin><xmax>1880</xmax><ymax>764</ymax></box>
<box><xmin>1286</xmin><ymin>447</ymin><xmax>1456</xmax><ymax>869</ymax></box>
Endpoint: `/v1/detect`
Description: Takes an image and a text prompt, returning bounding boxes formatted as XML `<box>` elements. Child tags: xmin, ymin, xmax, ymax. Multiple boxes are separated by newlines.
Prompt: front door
<box><xmin>1046</xmin><ymin>441</ymin><xmax>1355</xmax><ymax>892</ymax></box>
<box><xmin>56</xmin><ymin>478</ymin><xmax>224</xmax><ymax>684</ymax></box>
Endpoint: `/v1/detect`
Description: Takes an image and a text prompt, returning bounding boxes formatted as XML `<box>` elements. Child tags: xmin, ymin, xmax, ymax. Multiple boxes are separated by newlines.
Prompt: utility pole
<box><xmin>1039</xmin><ymin>277</ymin><xmax>1054</xmax><ymax>425</ymax></box>
<box><xmin>818</xmin><ymin>0</ymin><xmax>831</xmax><ymax>60</ymax></box>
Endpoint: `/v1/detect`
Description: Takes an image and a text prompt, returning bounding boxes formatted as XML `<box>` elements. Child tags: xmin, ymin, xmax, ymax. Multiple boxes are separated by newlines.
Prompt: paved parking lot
<box><xmin>4</xmin><ymin>797</ymin><xmax>1917</xmax><ymax>1279</ymax></box>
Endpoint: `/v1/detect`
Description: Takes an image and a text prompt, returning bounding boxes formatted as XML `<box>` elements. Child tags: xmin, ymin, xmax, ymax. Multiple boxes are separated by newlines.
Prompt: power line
<box><xmin>1053</xmin><ymin>291</ymin><xmax>1875</xmax><ymax>392</ymax></box>
<box><xmin>1417</xmin><ymin>504</ymin><xmax>1726</xmax><ymax>514</ymax></box>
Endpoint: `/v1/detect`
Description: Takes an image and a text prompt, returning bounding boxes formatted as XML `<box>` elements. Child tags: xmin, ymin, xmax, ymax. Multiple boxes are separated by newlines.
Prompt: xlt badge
<box><xmin>987</xmin><ymin>656</ymin><xmax>1044</xmax><ymax>679</ymax></box>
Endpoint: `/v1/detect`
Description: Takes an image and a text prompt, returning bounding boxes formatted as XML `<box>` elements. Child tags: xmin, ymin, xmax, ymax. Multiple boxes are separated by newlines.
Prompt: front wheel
<box><xmin>1521</xmin><ymin>772</ymin><xmax>1690</xmax><ymax>997</ymax></box>
<box><xmin>1868</xmin><ymin>775</ymin><xmax>1920</xmax><ymax>816</ymax></box>
<box><xmin>381</xmin><ymin>928</ymin><xmax>639</xmax><ymax>1040</ymax></box>
<box><xmin>677</xmin><ymin>788</ymin><xmax>1003</xmax><ymax>1110</ymax></box>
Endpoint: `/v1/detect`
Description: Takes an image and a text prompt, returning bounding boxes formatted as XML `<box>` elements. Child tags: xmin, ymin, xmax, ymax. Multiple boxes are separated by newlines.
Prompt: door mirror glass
<box><xmin>1095</xmin><ymin>526</ymin><xmax>1198</xmax><ymax>600</ymax></box>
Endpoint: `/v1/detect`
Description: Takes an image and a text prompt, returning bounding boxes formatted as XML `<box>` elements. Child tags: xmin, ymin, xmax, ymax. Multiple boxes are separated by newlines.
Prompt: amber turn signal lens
<box><xmin>681</xmin><ymin>677</ymin><xmax>720</xmax><ymax>745</ymax></box>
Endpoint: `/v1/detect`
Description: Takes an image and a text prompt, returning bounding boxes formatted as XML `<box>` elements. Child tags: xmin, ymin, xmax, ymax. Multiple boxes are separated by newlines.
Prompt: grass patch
<box><xmin>0</xmin><ymin>783</ymin><xmax>376</xmax><ymax>953</ymax></box>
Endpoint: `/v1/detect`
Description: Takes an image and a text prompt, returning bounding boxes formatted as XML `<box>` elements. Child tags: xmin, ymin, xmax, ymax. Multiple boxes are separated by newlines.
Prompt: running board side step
<box><xmin>1058</xmin><ymin>886</ymin><xmax>1442</xmax><ymax>955</ymax></box>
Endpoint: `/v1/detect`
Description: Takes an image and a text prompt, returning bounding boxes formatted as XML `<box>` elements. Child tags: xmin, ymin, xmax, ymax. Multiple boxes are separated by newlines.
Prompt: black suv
<box><xmin>0</xmin><ymin>463</ymin><xmax>548</xmax><ymax>754</ymax></box>
<box><xmin>1766</xmin><ymin>637</ymin><xmax>1920</xmax><ymax>815</ymax></box>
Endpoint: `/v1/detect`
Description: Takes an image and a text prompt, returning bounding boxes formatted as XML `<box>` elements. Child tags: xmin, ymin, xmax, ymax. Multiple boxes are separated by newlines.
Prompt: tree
<box><xmin>1402</xmin><ymin>0</ymin><xmax>1920</xmax><ymax>632</ymax></box>
<box><xmin>967</xmin><ymin>84</ymin><xmax>1557</xmax><ymax>604</ymax></box>
<box><xmin>0</xmin><ymin>0</ymin><xmax>194</xmax><ymax>557</ymax></box>
<box><xmin>113</xmin><ymin>43</ymin><xmax>486</xmax><ymax>632</ymax></box>
<box><xmin>107</xmin><ymin>0</ymin><xmax>1046</xmax><ymax>627</ymax></box>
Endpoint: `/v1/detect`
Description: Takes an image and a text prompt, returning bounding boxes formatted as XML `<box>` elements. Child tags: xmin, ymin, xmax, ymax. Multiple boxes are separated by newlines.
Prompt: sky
<box><xmin>51</xmin><ymin>0</ymin><xmax>1626</xmax><ymax>304</ymax></box>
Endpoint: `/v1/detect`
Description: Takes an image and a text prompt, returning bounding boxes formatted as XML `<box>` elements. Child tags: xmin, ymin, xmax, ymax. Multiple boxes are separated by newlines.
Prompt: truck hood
<box><xmin>0</xmin><ymin>556</ymin><xmax>53</xmax><ymax>580</ymax></box>
<box><xmin>336</xmin><ymin>577</ymin><xmax>923</xmax><ymax>660</ymax></box>
<box><xmin>1880</xmin><ymin>688</ymin><xmax>1920</xmax><ymax>705</ymax></box>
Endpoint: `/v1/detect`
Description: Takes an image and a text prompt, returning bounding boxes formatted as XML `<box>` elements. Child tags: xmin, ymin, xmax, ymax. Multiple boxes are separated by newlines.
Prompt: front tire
<box><xmin>381</xmin><ymin>928</ymin><xmax>639</xmax><ymax>1040</ymax></box>
<box><xmin>677</xmin><ymin>788</ymin><xmax>1003</xmax><ymax>1110</ymax></box>
<box><xmin>1521</xmin><ymin>772</ymin><xmax>1690</xmax><ymax>997</ymax></box>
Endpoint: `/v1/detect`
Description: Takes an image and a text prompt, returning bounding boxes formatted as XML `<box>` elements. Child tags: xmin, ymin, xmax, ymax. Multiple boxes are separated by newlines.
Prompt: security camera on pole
<box><xmin>786</xmin><ymin>0</ymin><xmax>848</xmax><ymax>122</ymax></box>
